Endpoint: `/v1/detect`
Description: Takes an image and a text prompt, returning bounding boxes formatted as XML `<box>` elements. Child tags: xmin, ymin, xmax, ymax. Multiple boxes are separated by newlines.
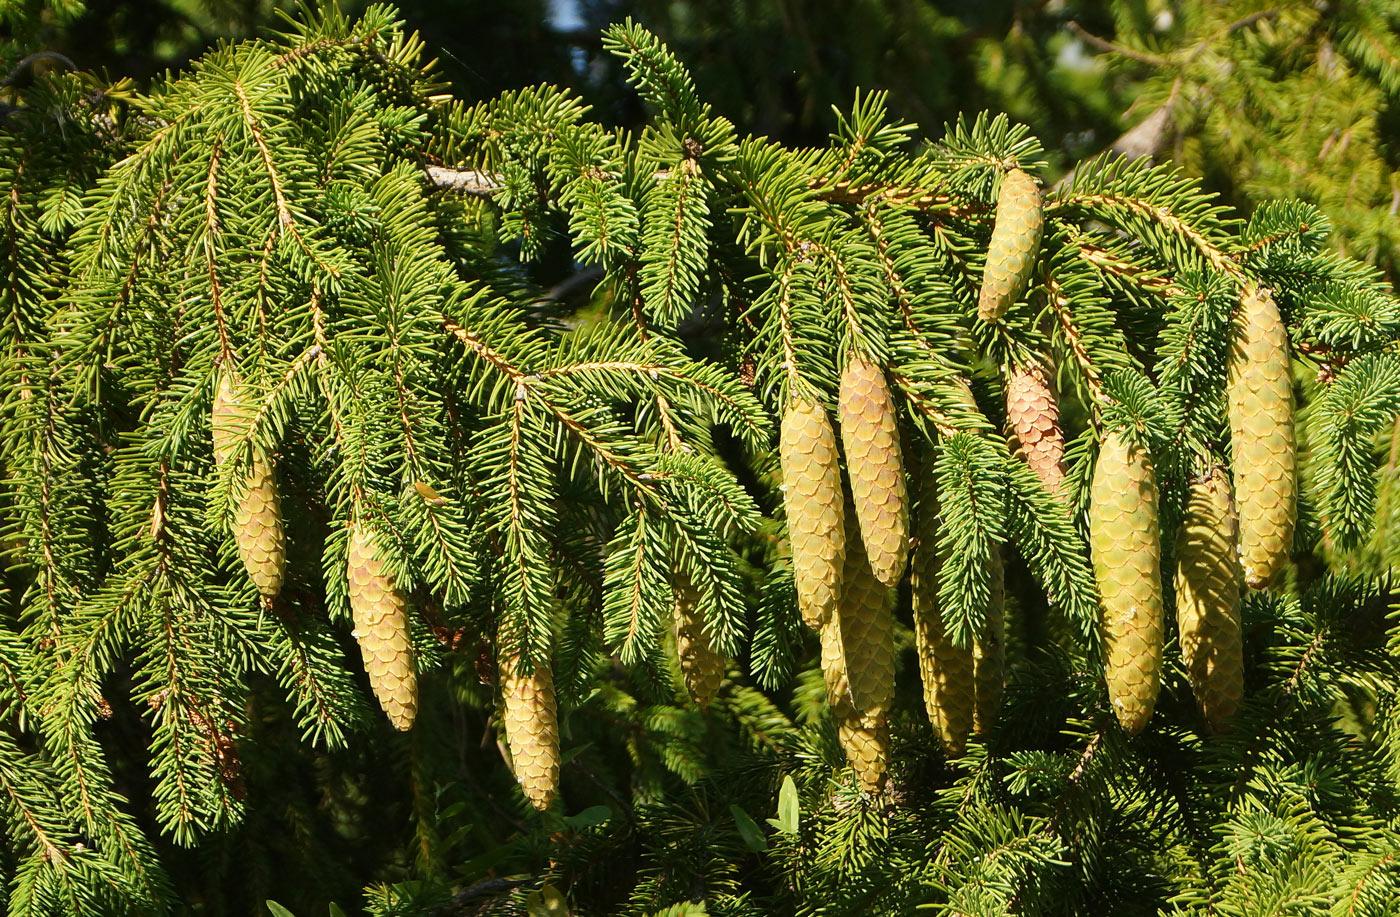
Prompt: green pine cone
<box><xmin>672</xmin><ymin>573</ymin><xmax>726</xmax><ymax>707</ymax></box>
<box><xmin>1176</xmin><ymin>467</ymin><xmax>1244</xmax><ymax>732</ymax></box>
<box><xmin>911</xmin><ymin>476</ymin><xmax>974</xmax><ymax>756</ymax></box>
<box><xmin>781</xmin><ymin>396</ymin><xmax>846</xmax><ymax>630</ymax></box>
<box><xmin>211</xmin><ymin>370</ymin><xmax>242</xmax><ymax>469</ymax></box>
<box><xmin>838</xmin><ymin>355</ymin><xmax>909</xmax><ymax>588</ymax></box>
<box><xmin>499</xmin><ymin>647</ymin><xmax>560</xmax><ymax>812</ymax></box>
<box><xmin>1089</xmin><ymin>430</ymin><xmax>1163</xmax><ymax>735</ymax></box>
<box><xmin>1227</xmin><ymin>284</ymin><xmax>1296</xmax><ymax>588</ymax></box>
<box><xmin>977</xmin><ymin>168</ymin><xmax>1044</xmax><ymax>322</ymax></box>
<box><xmin>347</xmin><ymin>522</ymin><xmax>418</xmax><ymax>731</ymax></box>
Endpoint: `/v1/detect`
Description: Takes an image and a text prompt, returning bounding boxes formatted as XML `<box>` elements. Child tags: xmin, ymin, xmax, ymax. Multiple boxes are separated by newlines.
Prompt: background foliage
<box><xmin>1</xmin><ymin>1</ymin><xmax>1399</xmax><ymax>915</ymax></box>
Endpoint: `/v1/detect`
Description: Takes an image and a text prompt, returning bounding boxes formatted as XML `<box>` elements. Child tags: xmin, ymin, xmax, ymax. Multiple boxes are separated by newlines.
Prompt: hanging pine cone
<box><xmin>1005</xmin><ymin>357</ymin><xmax>1068</xmax><ymax>498</ymax></box>
<box><xmin>499</xmin><ymin>647</ymin><xmax>560</xmax><ymax>812</ymax></box>
<box><xmin>671</xmin><ymin>573</ymin><xmax>725</xmax><ymax>707</ymax></box>
<box><xmin>780</xmin><ymin>395</ymin><xmax>846</xmax><ymax>630</ymax></box>
<box><xmin>977</xmin><ymin>168</ymin><xmax>1044</xmax><ymax>322</ymax></box>
<box><xmin>1227</xmin><ymin>284</ymin><xmax>1296</xmax><ymax>588</ymax></box>
<box><xmin>347</xmin><ymin>522</ymin><xmax>418</xmax><ymax>731</ymax></box>
<box><xmin>818</xmin><ymin>608</ymin><xmax>852</xmax><ymax>710</ymax></box>
<box><xmin>1089</xmin><ymin>429</ymin><xmax>1163</xmax><ymax>735</ymax></box>
<box><xmin>835</xmin><ymin>492</ymin><xmax>895</xmax><ymax>717</ymax></box>
<box><xmin>837</xmin><ymin>707</ymin><xmax>889</xmax><ymax>794</ymax></box>
<box><xmin>838</xmin><ymin>355</ymin><xmax>909</xmax><ymax>588</ymax></box>
<box><xmin>910</xmin><ymin>476</ymin><xmax>974</xmax><ymax>756</ymax></box>
<box><xmin>972</xmin><ymin>549</ymin><xmax>1005</xmax><ymax>736</ymax></box>
<box><xmin>211</xmin><ymin>370</ymin><xmax>241</xmax><ymax>469</ymax></box>
<box><xmin>1175</xmin><ymin>467</ymin><xmax>1244</xmax><ymax>732</ymax></box>
<box><xmin>232</xmin><ymin>451</ymin><xmax>285</xmax><ymax>600</ymax></box>
<box><xmin>213</xmin><ymin>371</ymin><xmax>285</xmax><ymax>601</ymax></box>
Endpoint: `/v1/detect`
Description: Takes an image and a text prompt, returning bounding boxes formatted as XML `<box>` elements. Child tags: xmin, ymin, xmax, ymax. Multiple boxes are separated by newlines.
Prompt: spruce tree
<box><xmin>1</xmin><ymin>4</ymin><xmax>1399</xmax><ymax>915</ymax></box>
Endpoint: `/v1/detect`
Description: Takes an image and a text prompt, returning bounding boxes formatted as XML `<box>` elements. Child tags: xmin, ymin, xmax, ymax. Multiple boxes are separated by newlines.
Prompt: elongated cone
<box><xmin>499</xmin><ymin>648</ymin><xmax>560</xmax><ymax>811</ymax></box>
<box><xmin>780</xmin><ymin>397</ymin><xmax>845</xmax><ymax>630</ymax></box>
<box><xmin>233</xmin><ymin>452</ymin><xmax>285</xmax><ymax>600</ymax></box>
<box><xmin>214</xmin><ymin>371</ymin><xmax>285</xmax><ymax>601</ymax></box>
<box><xmin>1176</xmin><ymin>467</ymin><xmax>1244</xmax><ymax>731</ymax></box>
<box><xmin>836</xmin><ymin>493</ymin><xmax>895</xmax><ymax>716</ymax></box>
<box><xmin>823</xmin><ymin>651</ymin><xmax>890</xmax><ymax>793</ymax></box>
<box><xmin>818</xmin><ymin>610</ymin><xmax>852</xmax><ymax>710</ymax></box>
<box><xmin>1227</xmin><ymin>285</ymin><xmax>1296</xmax><ymax>588</ymax></box>
<box><xmin>347</xmin><ymin>523</ymin><xmax>417</xmax><ymax>731</ymax></box>
<box><xmin>972</xmin><ymin>550</ymin><xmax>1005</xmax><ymax>736</ymax></box>
<box><xmin>837</xmin><ymin>708</ymin><xmax>889</xmax><ymax>794</ymax></box>
<box><xmin>211</xmin><ymin>371</ymin><xmax>241</xmax><ymax>469</ymax></box>
<box><xmin>1089</xmin><ymin>430</ymin><xmax>1163</xmax><ymax>735</ymax></box>
<box><xmin>839</xmin><ymin>356</ymin><xmax>909</xmax><ymax>588</ymax></box>
<box><xmin>1005</xmin><ymin>358</ymin><xmax>1067</xmax><ymax>498</ymax></box>
<box><xmin>672</xmin><ymin>574</ymin><xmax>725</xmax><ymax>706</ymax></box>
<box><xmin>978</xmin><ymin>168</ymin><xmax>1044</xmax><ymax>322</ymax></box>
<box><xmin>910</xmin><ymin>475</ymin><xmax>974</xmax><ymax>756</ymax></box>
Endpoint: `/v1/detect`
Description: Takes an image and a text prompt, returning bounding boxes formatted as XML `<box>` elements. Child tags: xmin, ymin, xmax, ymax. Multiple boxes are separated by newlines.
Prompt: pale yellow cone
<box><xmin>1227</xmin><ymin>284</ymin><xmax>1296</xmax><ymax>588</ymax></box>
<box><xmin>232</xmin><ymin>451</ymin><xmax>285</xmax><ymax>600</ymax></box>
<box><xmin>780</xmin><ymin>397</ymin><xmax>846</xmax><ymax>630</ymax></box>
<box><xmin>1089</xmin><ymin>430</ymin><xmax>1163</xmax><ymax>735</ymax></box>
<box><xmin>672</xmin><ymin>574</ymin><xmax>725</xmax><ymax>706</ymax></box>
<box><xmin>499</xmin><ymin>648</ymin><xmax>560</xmax><ymax>811</ymax></box>
<box><xmin>839</xmin><ymin>356</ymin><xmax>909</xmax><ymax>588</ymax></box>
<box><xmin>910</xmin><ymin>474</ymin><xmax>973</xmax><ymax>756</ymax></box>
<box><xmin>347</xmin><ymin>522</ymin><xmax>417</xmax><ymax>731</ymax></box>
<box><xmin>1176</xmin><ymin>467</ymin><xmax>1244</xmax><ymax>732</ymax></box>
<box><xmin>835</xmin><ymin>492</ymin><xmax>895</xmax><ymax>717</ymax></box>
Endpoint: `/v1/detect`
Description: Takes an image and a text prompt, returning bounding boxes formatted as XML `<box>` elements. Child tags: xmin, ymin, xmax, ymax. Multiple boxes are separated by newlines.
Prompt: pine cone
<box><xmin>972</xmin><ymin>549</ymin><xmax>1005</xmax><ymax>736</ymax></box>
<box><xmin>838</xmin><ymin>356</ymin><xmax>909</xmax><ymax>588</ymax></box>
<box><xmin>910</xmin><ymin>475</ymin><xmax>973</xmax><ymax>756</ymax></box>
<box><xmin>780</xmin><ymin>396</ymin><xmax>846</xmax><ymax>630</ymax></box>
<box><xmin>1005</xmin><ymin>357</ymin><xmax>1068</xmax><ymax>498</ymax></box>
<box><xmin>818</xmin><ymin>609</ymin><xmax>852</xmax><ymax>710</ymax></box>
<box><xmin>1089</xmin><ymin>430</ymin><xmax>1163</xmax><ymax>735</ymax></box>
<box><xmin>1175</xmin><ymin>467</ymin><xmax>1244</xmax><ymax>732</ymax></box>
<box><xmin>347</xmin><ymin>522</ymin><xmax>417</xmax><ymax>731</ymax></box>
<box><xmin>499</xmin><ymin>648</ymin><xmax>560</xmax><ymax>812</ymax></box>
<box><xmin>232</xmin><ymin>450</ymin><xmax>285</xmax><ymax>600</ymax></box>
<box><xmin>977</xmin><ymin>168</ymin><xmax>1044</xmax><ymax>322</ymax></box>
<box><xmin>1227</xmin><ymin>285</ymin><xmax>1296</xmax><ymax>588</ymax></box>
<box><xmin>837</xmin><ymin>707</ymin><xmax>889</xmax><ymax>794</ymax></box>
<box><xmin>211</xmin><ymin>370</ymin><xmax>241</xmax><ymax>469</ymax></box>
<box><xmin>835</xmin><ymin>493</ymin><xmax>895</xmax><ymax>716</ymax></box>
<box><xmin>672</xmin><ymin>573</ymin><xmax>725</xmax><ymax>707</ymax></box>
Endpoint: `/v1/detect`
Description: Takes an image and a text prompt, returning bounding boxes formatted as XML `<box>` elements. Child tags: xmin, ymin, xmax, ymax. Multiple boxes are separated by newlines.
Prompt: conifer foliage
<box><xmin>2</xmin><ymin>4</ymin><xmax>1400</xmax><ymax>914</ymax></box>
